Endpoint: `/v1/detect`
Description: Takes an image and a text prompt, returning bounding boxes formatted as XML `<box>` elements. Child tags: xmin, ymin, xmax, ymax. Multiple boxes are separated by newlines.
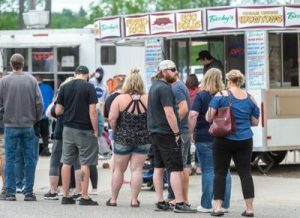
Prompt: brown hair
<box><xmin>226</xmin><ymin>69</ymin><xmax>245</xmax><ymax>87</ymax></box>
<box><xmin>200</xmin><ymin>68</ymin><xmax>224</xmax><ymax>95</ymax></box>
<box><xmin>10</xmin><ymin>53</ymin><xmax>24</xmax><ymax>71</ymax></box>
<box><xmin>185</xmin><ymin>74</ymin><xmax>199</xmax><ymax>89</ymax></box>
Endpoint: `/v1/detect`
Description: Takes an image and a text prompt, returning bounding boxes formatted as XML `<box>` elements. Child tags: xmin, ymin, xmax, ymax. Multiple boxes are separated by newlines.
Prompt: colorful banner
<box><xmin>124</xmin><ymin>15</ymin><xmax>150</xmax><ymax>37</ymax></box>
<box><xmin>176</xmin><ymin>10</ymin><xmax>202</xmax><ymax>33</ymax></box>
<box><xmin>237</xmin><ymin>6</ymin><xmax>284</xmax><ymax>28</ymax></box>
<box><xmin>206</xmin><ymin>8</ymin><xmax>236</xmax><ymax>30</ymax></box>
<box><xmin>246</xmin><ymin>31</ymin><xmax>267</xmax><ymax>89</ymax></box>
<box><xmin>150</xmin><ymin>13</ymin><xmax>176</xmax><ymax>35</ymax></box>
<box><xmin>285</xmin><ymin>6</ymin><xmax>300</xmax><ymax>27</ymax></box>
<box><xmin>99</xmin><ymin>17</ymin><xmax>122</xmax><ymax>39</ymax></box>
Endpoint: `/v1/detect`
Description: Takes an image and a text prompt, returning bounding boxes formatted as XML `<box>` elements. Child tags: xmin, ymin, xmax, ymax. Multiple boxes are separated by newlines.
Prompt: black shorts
<box><xmin>150</xmin><ymin>133</ymin><xmax>183</xmax><ymax>172</ymax></box>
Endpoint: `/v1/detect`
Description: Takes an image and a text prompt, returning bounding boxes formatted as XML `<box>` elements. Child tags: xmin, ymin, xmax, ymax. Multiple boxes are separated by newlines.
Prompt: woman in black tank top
<box><xmin>107</xmin><ymin>69</ymin><xmax>150</xmax><ymax>207</ymax></box>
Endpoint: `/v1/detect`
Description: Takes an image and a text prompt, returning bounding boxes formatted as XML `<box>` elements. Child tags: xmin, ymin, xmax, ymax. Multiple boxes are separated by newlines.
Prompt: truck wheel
<box><xmin>261</xmin><ymin>151</ymin><xmax>287</xmax><ymax>165</ymax></box>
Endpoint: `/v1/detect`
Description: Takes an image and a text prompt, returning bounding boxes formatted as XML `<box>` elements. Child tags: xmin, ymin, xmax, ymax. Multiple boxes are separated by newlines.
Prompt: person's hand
<box><xmin>94</xmin><ymin>130</ymin><xmax>98</xmax><ymax>138</ymax></box>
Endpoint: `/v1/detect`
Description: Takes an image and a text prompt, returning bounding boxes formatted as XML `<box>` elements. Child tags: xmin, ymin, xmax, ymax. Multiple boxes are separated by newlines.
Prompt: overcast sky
<box><xmin>52</xmin><ymin>0</ymin><xmax>95</xmax><ymax>12</ymax></box>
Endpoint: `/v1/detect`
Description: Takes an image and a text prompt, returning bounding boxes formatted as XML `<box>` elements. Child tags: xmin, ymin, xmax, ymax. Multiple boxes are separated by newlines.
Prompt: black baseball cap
<box><xmin>196</xmin><ymin>50</ymin><xmax>212</xmax><ymax>61</ymax></box>
<box><xmin>75</xmin><ymin>65</ymin><xmax>89</xmax><ymax>74</ymax></box>
<box><xmin>95</xmin><ymin>66</ymin><xmax>104</xmax><ymax>74</ymax></box>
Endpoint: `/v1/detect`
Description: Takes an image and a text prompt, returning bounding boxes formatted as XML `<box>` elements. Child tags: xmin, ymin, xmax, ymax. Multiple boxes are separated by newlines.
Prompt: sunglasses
<box><xmin>167</xmin><ymin>68</ymin><xmax>177</xmax><ymax>72</ymax></box>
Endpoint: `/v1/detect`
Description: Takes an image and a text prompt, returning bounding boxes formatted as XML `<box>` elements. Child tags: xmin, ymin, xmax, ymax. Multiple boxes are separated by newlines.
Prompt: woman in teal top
<box><xmin>206</xmin><ymin>70</ymin><xmax>260</xmax><ymax>217</ymax></box>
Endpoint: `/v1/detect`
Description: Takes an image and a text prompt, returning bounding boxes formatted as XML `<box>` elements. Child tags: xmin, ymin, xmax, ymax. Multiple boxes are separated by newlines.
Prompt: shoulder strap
<box><xmin>138</xmin><ymin>99</ymin><xmax>147</xmax><ymax>111</ymax></box>
<box><xmin>227</xmin><ymin>89</ymin><xmax>233</xmax><ymax>107</ymax></box>
<box><xmin>124</xmin><ymin>99</ymin><xmax>134</xmax><ymax>112</ymax></box>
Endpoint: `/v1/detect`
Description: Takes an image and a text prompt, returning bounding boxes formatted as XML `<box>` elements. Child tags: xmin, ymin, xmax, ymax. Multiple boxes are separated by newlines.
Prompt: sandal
<box><xmin>130</xmin><ymin>200</ymin><xmax>140</xmax><ymax>207</ymax></box>
<box><xmin>106</xmin><ymin>198</ymin><xmax>117</xmax><ymax>207</ymax></box>
<box><xmin>241</xmin><ymin>211</ymin><xmax>254</xmax><ymax>217</ymax></box>
<box><xmin>211</xmin><ymin>210</ymin><xmax>225</xmax><ymax>217</ymax></box>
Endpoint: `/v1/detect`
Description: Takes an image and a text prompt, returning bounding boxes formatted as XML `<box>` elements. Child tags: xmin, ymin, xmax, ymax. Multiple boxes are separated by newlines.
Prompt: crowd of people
<box><xmin>0</xmin><ymin>51</ymin><xmax>260</xmax><ymax>217</ymax></box>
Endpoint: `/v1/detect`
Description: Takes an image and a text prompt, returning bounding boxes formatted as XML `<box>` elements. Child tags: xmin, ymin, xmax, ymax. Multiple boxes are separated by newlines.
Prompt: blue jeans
<box><xmin>15</xmin><ymin>135</ymin><xmax>39</xmax><ymax>189</ymax></box>
<box><xmin>195</xmin><ymin>142</ymin><xmax>231</xmax><ymax>209</ymax></box>
<box><xmin>5</xmin><ymin>127</ymin><xmax>36</xmax><ymax>195</ymax></box>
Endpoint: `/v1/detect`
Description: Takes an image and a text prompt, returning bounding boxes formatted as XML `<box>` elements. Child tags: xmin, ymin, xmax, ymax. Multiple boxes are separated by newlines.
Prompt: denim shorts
<box><xmin>113</xmin><ymin>143</ymin><xmax>150</xmax><ymax>155</ymax></box>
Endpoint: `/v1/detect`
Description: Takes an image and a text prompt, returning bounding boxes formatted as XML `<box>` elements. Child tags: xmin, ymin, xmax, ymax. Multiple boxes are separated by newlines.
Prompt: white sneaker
<box><xmin>89</xmin><ymin>189</ymin><xmax>98</xmax><ymax>195</ymax></box>
<box><xmin>197</xmin><ymin>206</ymin><xmax>212</xmax><ymax>213</ymax></box>
<box><xmin>222</xmin><ymin>207</ymin><xmax>229</xmax><ymax>213</ymax></box>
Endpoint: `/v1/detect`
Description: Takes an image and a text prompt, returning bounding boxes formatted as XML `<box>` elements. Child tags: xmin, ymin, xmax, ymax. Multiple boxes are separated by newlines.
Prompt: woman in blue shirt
<box><xmin>206</xmin><ymin>70</ymin><xmax>260</xmax><ymax>217</ymax></box>
<box><xmin>189</xmin><ymin>68</ymin><xmax>231</xmax><ymax>214</ymax></box>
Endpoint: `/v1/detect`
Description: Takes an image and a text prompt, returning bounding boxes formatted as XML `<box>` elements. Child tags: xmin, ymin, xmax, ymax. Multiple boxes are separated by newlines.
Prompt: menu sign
<box><xmin>285</xmin><ymin>6</ymin><xmax>300</xmax><ymax>27</ymax></box>
<box><xmin>206</xmin><ymin>8</ymin><xmax>236</xmax><ymax>30</ymax></box>
<box><xmin>99</xmin><ymin>17</ymin><xmax>121</xmax><ymax>39</ymax></box>
<box><xmin>150</xmin><ymin>13</ymin><xmax>176</xmax><ymax>35</ymax></box>
<box><xmin>124</xmin><ymin>15</ymin><xmax>150</xmax><ymax>37</ymax></box>
<box><xmin>246</xmin><ymin>31</ymin><xmax>266</xmax><ymax>89</ymax></box>
<box><xmin>176</xmin><ymin>10</ymin><xmax>202</xmax><ymax>33</ymax></box>
<box><xmin>237</xmin><ymin>7</ymin><xmax>284</xmax><ymax>28</ymax></box>
<box><xmin>145</xmin><ymin>39</ymin><xmax>163</xmax><ymax>91</ymax></box>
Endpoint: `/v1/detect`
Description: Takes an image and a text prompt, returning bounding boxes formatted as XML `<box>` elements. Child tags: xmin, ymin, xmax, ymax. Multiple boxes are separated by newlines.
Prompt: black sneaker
<box><xmin>5</xmin><ymin>194</ymin><xmax>17</xmax><ymax>201</ymax></box>
<box><xmin>174</xmin><ymin>203</ymin><xmax>197</xmax><ymax>213</ymax></box>
<box><xmin>155</xmin><ymin>201</ymin><xmax>172</xmax><ymax>211</ymax></box>
<box><xmin>24</xmin><ymin>193</ymin><xmax>37</xmax><ymax>201</ymax></box>
<box><xmin>79</xmin><ymin>197</ymin><xmax>98</xmax><ymax>206</ymax></box>
<box><xmin>71</xmin><ymin>193</ymin><xmax>82</xmax><ymax>201</ymax></box>
<box><xmin>44</xmin><ymin>191</ymin><xmax>59</xmax><ymax>200</ymax></box>
<box><xmin>61</xmin><ymin>196</ymin><xmax>76</xmax><ymax>205</ymax></box>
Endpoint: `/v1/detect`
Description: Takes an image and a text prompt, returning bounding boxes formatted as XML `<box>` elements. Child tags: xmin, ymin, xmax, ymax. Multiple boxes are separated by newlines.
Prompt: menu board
<box><xmin>145</xmin><ymin>39</ymin><xmax>163</xmax><ymax>91</ymax></box>
<box><xmin>237</xmin><ymin>6</ymin><xmax>284</xmax><ymax>28</ymax></box>
<box><xmin>150</xmin><ymin>13</ymin><xmax>176</xmax><ymax>35</ymax></box>
<box><xmin>206</xmin><ymin>8</ymin><xmax>237</xmax><ymax>30</ymax></box>
<box><xmin>99</xmin><ymin>17</ymin><xmax>122</xmax><ymax>40</ymax></box>
<box><xmin>285</xmin><ymin>6</ymin><xmax>300</xmax><ymax>27</ymax></box>
<box><xmin>176</xmin><ymin>10</ymin><xmax>202</xmax><ymax>33</ymax></box>
<box><xmin>246</xmin><ymin>31</ymin><xmax>267</xmax><ymax>89</ymax></box>
<box><xmin>124</xmin><ymin>15</ymin><xmax>150</xmax><ymax>37</ymax></box>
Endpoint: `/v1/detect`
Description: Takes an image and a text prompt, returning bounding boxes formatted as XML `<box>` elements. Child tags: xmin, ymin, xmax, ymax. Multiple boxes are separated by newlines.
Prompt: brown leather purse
<box><xmin>208</xmin><ymin>90</ymin><xmax>236</xmax><ymax>137</ymax></box>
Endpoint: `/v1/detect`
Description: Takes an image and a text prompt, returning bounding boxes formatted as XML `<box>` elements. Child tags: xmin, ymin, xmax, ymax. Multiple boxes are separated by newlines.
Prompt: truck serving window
<box><xmin>269</xmin><ymin>33</ymin><xmax>299</xmax><ymax>88</ymax></box>
<box><xmin>101</xmin><ymin>46</ymin><xmax>116</xmax><ymax>65</ymax></box>
<box><xmin>58</xmin><ymin>47</ymin><xmax>79</xmax><ymax>72</ymax></box>
<box><xmin>3</xmin><ymin>48</ymin><xmax>28</xmax><ymax>72</ymax></box>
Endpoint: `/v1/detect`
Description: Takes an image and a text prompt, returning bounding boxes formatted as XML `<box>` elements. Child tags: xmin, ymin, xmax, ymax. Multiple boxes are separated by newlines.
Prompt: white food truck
<box><xmin>95</xmin><ymin>4</ymin><xmax>300</xmax><ymax>172</ymax></box>
<box><xmin>0</xmin><ymin>27</ymin><xmax>145</xmax><ymax>91</ymax></box>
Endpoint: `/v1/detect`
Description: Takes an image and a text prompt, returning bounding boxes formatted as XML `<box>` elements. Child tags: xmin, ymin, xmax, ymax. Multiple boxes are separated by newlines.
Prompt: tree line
<box><xmin>0</xmin><ymin>0</ymin><xmax>287</xmax><ymax>30</ymax></box>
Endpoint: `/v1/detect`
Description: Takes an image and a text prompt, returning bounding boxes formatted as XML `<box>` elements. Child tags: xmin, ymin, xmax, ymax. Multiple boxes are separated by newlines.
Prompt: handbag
<box><xmin>208</xmin><ymin>90</ymin><xmax>236</xmax><ymax>137</ymax></box>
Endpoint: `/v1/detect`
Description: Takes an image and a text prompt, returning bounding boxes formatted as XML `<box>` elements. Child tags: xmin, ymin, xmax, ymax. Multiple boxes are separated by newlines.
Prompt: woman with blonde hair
<box><xmin>189</xmin><ymin>68</ymin><xmax>231</xmax><ymax>214</ymax></box>
<box><xmin>206</xmin><ymin>69</ymin><xmax>260</xmax><ymax>217</ymax></box>
<box><xmin>107</xmin><ymin>68</ymin><xmax>150</xmax><ymax>207</ymax></box>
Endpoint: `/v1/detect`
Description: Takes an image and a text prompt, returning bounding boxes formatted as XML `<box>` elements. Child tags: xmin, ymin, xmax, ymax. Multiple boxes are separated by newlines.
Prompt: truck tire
<box><xmin>261</xmin><ymin>151</ymin><xmax>287</xmax><ymax>165</ymax></box>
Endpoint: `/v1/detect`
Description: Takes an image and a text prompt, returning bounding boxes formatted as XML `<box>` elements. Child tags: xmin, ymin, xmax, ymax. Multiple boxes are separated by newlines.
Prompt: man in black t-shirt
<box><xmin>147</xmin><ymin>60</ymin><xmax>196</xmax><ymax>213</ymax></box>
<box><xmin>196</xmin><ymin>50</ymin><xmax>224</xmax><ymax>76</ymax></box>
<box><xmin>56</xmin><ymin>65</ymin><xmax>99</xmax><ymax>206</ymax></box>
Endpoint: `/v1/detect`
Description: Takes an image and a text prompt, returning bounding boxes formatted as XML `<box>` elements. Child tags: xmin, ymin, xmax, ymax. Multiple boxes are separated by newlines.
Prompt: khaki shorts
<box><xmin>0</xmin><ymin>134</ymin><xmax>4</xmax><ymax>156</ymax></box>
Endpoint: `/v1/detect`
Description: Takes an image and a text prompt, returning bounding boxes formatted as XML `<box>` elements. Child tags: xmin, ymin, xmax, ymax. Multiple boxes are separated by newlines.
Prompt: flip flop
<box><xmin>211</xmin><ymin>210</ymin><xmax>225</xmax><ymax>217</ymax></box>
<box><xmin>106</xmin><ymin>198</ymin><xmax>117</xmax><ymax>207</ymax></box>
<box><xmin>131</xmin><ymin>200</ymin><xmax>140</xmax><ymax>207</ymax></box>
<box><xmin>241</xmin><ymin>211</ymin><xmax>254</xmax><ymax>217</ymax></box>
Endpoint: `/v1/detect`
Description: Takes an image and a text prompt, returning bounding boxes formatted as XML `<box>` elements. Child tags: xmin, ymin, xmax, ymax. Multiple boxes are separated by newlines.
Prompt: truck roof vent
<box><xmin>23</xmin><ymin>10</ymin><xmax>49</xmax><ymax>29</ymax></box>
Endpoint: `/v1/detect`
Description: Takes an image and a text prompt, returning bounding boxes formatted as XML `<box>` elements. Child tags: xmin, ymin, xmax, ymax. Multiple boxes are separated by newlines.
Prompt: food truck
<box><xmin>0</xmin><ymin>27</ymin><xmax>145</xmax><ymax>91</ymax></box>
<box><xmin>95</xmin><ymin>4</ymin><xmax>300</xmax><ymax>172</ymax></box>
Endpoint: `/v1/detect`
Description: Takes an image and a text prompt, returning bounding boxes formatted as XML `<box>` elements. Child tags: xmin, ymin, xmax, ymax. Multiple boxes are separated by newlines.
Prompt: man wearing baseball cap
<box><xmin>147</xmin><ymin>60</ymin><xmax>196</xmax><ymax>213</ymax></box>
<box><xmin>196</xmin><ymin>50</ymin><xmax>224</xmax><ymax>75</ymax></box>
<box><xmin>55</xmin><ymin>65</ymin><xmax>99</xmax><ymax>206</ymax></box>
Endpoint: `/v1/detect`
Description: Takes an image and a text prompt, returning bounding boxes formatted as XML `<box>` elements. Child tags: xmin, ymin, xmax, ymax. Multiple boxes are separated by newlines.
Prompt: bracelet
<box><xmin>174</xmin><ymin>132</ymin><xmax>181</xmax><ymax>136</ymax></box>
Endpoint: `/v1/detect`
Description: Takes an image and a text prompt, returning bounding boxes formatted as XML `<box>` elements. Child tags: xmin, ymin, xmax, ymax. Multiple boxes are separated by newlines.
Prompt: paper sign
<box><xmin>124</xmin><ymin>15</ymin><xmax>150</xmax><ymax>37</ymax></box>
<box><xmin>61</xmin><ymin>56</ymin><xmax>75</xmax><ymax>67</ymax></box>
<box><xmin>237</xmin><ymin>7</ymin><xmax>284</xmax><ymax>28</ymax></box>
<box><xmin>176</xmin><ymin>10</ymin><xmax>202</xmax><ymax>32</ymax></box>
<box><xmin>206</xmin><ymin>8</ymin><xmax>237</xmax><ymax>30</ymax></box>
<box><xmin>150</xmin><ymin>13</ymin><xmax>176</xmax><ymax>35</ymax></box>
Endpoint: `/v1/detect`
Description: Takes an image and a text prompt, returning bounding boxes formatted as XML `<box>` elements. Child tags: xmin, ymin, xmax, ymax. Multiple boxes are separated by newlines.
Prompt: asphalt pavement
<box><xmin>0</xmin><ymin>154</ymin><xmax>300</xmax><ymax>218</ymax></box>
